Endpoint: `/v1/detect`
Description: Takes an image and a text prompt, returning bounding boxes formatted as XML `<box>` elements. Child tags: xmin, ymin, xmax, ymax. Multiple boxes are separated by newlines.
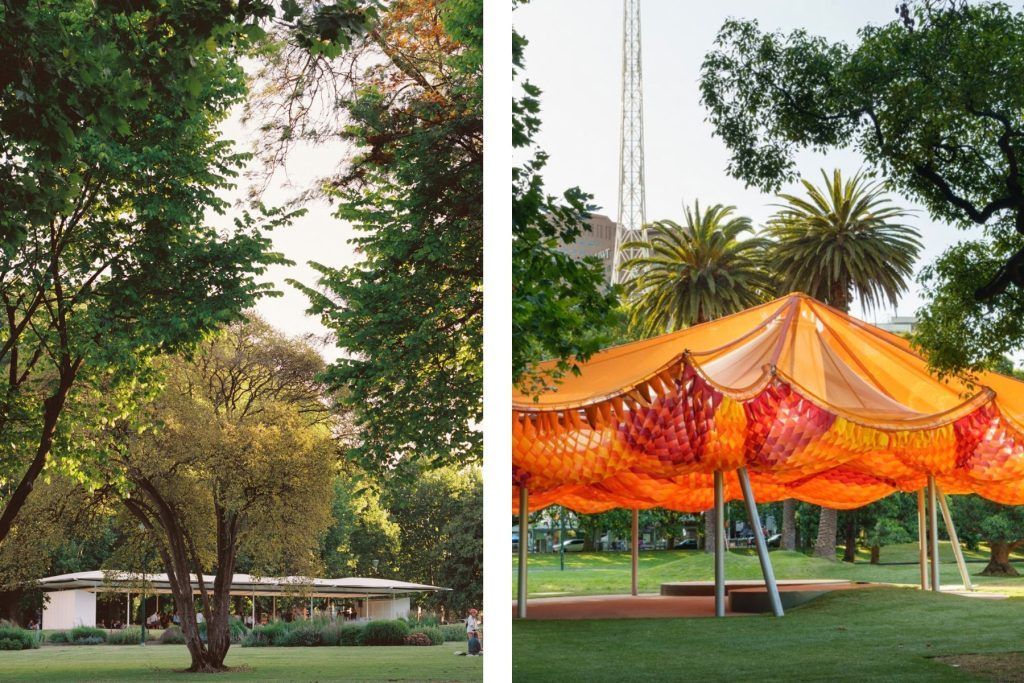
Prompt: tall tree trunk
<box><xmin>204</xmin><ymin>507</ymin><xmax>239</xmax><ymax>669</ymax></box>
<box><xmin>123</xmin><ymin>484</ymin><xmax>229</xmax><ymax>672</ymax></box>
<box><xmin>0</xmin><ymin>364</ymin><xmax>80</xmax><ymax>544</ymax></box>
<box><xmin>842</xmin><ymin>512</ymin><xmax>857</xmax><ymax>562</ymax></box>
<box><xmin>781</xmin><ymin>499</ymin><xmax>797</xmax><ymax>551</ymax></box>
<box><xmin>982</xmin><ymin>541</ymin><xmax>1021</xmax><ymax>576</ymax></box>
<box><xmin>703</xmin><ymin>508</ymin><xmax>715</xmax><ymax>553</ymax></box>
<box><xmin>813</xmin><ymin>507</ymin><xmax>838</xmax><ymax>561</ymax></box>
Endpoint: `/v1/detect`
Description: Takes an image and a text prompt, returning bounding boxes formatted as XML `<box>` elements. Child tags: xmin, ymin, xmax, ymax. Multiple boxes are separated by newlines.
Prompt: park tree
<box><xmin>0</xmin><ymin>0</ymin><xmax>295</xmax><ymax>548</ymax></box>
<box><xmin>620</xmin><ymin>202</ymin><xmax>774</xmax><ymax>337</ymax></box>
<box><xmin>384</xmin><ymin>465</ymin><xmax>481</xmax><ymax>615</ymax></box>
<box><xmin>950</xmin><ymin>495</ymin><xmax>1024</xmax><ymax>576</ymax></box>
<box><xmin>98</xmin><ymin>319</ymin><xmax>337</xmax><ymax>671</ymax></box>
<box><xmin>320</xmin><ymin>471</ymin><xmax>402</xmax><ymax>578</ymax></box>
<box><xmin>699</xmin><ymin>1</ymin><xmax>1024</xmax><ymax>376</ymax></box>
<box><xmin>246</xmin><ymin>0</ymin><xmax>483</xmax><ymax>473</ymax></box>
<box><xmin>512</xmin><ymin>5</ymin><xmax>620</xmax><ymax>395</ymax></box>
<box><xmin>855</xmin><ymin>494</ymin><xmax>917</xmax><ymax>564</ymax></box>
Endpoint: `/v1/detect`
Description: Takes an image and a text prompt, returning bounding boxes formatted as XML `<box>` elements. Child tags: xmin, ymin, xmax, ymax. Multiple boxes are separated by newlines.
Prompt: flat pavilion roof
<box><xmin>38</xmin><ymin>571</ymin><xmax>448</xmax><ymax>599</ymax></box>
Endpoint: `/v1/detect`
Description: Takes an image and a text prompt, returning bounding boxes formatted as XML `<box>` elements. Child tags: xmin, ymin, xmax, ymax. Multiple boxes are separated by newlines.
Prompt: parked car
<box><xmin>766</xmin><ymin>533</ymin><xmax>781</xmax><ymax>548</ymax></box>
<box><xmin>674</xmin><ymin>538</ymin><xmax>698</xmax><ymax>550</ymax></box>
<box><xmin>553</xmin><ymin>538</ymin><xmax>585</xmax><ymax>552</ymax></box>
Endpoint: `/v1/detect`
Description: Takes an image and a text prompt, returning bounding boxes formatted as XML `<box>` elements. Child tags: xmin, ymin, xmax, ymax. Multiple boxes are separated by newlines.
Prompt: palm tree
<box><xmin>765</xmin><ymin>169</ymin><xmax>921</xmax><ymax>560</ymax></box>
<box><xmin>621</xmin><ymin>202</ymin><xmax>774</xmax><ymax>336</ymax></box>
<box><xmin>765</xmin><ymin>169</ymin><xmax>921</xmax><ymax>311</ymax></box>
<box><xmin>622</xmin><ymin>201</ymin><xmax>774</xmax><ymax>552</ymax></box>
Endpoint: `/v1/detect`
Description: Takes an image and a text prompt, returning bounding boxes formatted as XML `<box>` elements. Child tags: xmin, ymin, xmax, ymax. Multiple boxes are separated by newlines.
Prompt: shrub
<box><xmin>415</xmin><ymin>626</ymin><xmax>444</xmax><ymax>646</ymax></box>
<box><xmin>242</xmin><ymin>621</ymin><xmax>287</xmax><ymax>648</ymax></box>
<box><xmin>404</xmin><ymin>632</ymin><xmax>432</xmax><ymax>646</ymax></box>
<box><xmin>281</xmin><ymin>622</ymin><xmax>321</xmax><ymax>647</ymax></box>
<box><xmin>361</xmin><ymin>620</ymin><xmax>409</xmax><ymax>646</ymax></box>
<box><xmin>440</xmin><ymin>624</ymin><xmax>466</xmax><ymax>642</ymax></box>
<box><xmin>338</xmin><ymin>624</ymin><xmax>364</xmax><ymax>646</ymax></box>
<box><xmin>159</xmin><ymin>626</ymin><xmax>186</xmax><ymax>645</ymax></box>
<box><xmin>47</xmin><ymin>631</ymin><xmax>71</xmax><ymax>644</ymax></box>
<box><xmin>69</xmin><ymin>626</ymin><xmax>107</xmax><ymax>644</ymax></box>
<box><xmin>0</xmin><ymin>627</ymin><xmax>37</xmax><ymax>651</ymax></box>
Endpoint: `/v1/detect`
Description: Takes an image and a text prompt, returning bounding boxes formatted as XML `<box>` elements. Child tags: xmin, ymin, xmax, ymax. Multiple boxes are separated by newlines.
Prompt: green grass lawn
<box><xmin>513</xmin><ymin>587</ymin><xmax>1024</xmax><ymax>681</ymax></box>
<box><xmin>513</xmin><ymin>542</ymin><xmax>1024</xmax><ymax>597</ymax></box>
<box><xmin>0</xmin><ymin>644</ymin><xmax>482</xmax><ymax>681</ymax></box>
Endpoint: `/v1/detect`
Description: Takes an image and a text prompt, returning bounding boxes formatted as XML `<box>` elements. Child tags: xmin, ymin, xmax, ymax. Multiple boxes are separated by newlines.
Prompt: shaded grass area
<box><xmin>936</xmin><ymin>652</ymin><xmax>1024</xmax><ymax>682</ymax></box>
<box><xmin>0</xmin><ymin>644</ymin><xmax>482</xmax><ymax>681</ymax></box>
<box><xmin>514</xmin><ymin>543</ymin><xmax>1024</xmax><ymax>597</ymax></box>
<box><xmin>513</xmin><ymin>587</ymin><xmax>1024</xmax><ymax>681</ymax></box>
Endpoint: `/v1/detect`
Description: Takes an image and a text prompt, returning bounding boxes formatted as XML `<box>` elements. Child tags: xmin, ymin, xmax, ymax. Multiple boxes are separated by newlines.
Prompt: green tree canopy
<box><xmin>383</xmin><ymin>465</ymin><xmax>481</xmax><ymax>615</ymax></box>
<box><xmin>950</xmin><ymin>495</ymin><xmax>1024</xmax><ymax>576</ymax></box>
<box><xmin>0</xmin><ymin>0</ymin><xmax>295</xmax><ymax>547</ymax></box>
<box><xmin>512</xmin><ymin>6</ymin><xmax>619</xmax><ymax>395</ymax></box>
<box><xmin>99</xmin><ymin>318</ymin><xmax>336</xmax><ymax>672</ymax></box>
<box><xmin>249</xmin><ymin>0</ymin><xmax>483</xmax><ymax>473</ymax></box>
<box><xmin>765</xmin><ymin>169</ymin><xmax>920</xmax><ymax>311</ymax></box>
<box><xmin>621</xmin><ymin>201</ymin><xmax>773</xmax><ymax>334</ymax></box>
<box><xmin>699</xmin><ymin>2</ymin><xmax>1024</xmax><ymax>374</ymax></box>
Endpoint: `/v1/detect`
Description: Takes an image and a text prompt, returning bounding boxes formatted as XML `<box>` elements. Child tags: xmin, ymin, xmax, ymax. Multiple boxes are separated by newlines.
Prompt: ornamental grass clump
<box><xmin>69</xmin><ymin>626</ymin><xmax>107</xmax><ymax>644</ymax></box>
<box><xmin>242</xmin><ymin>621</ymin><xmax>288</xmax><ymax>647</ymax></box>
<box><xmin>281</xmin><ymin>622</ymin><xmax>321</xmax><ymax>647</ymax></box>
<box><xmin>0</xmin><ymin>626</ymin><xmax>39</xmax><ymax>650</ymax></box>
<box><xmin>106</xmin><ymin>629</ymin><xmax>145</xmax><ymax>645</ymax></box>
<box><xmin>441</xmin><ymin>624</ymin><xmax>467</xmax><ymax>642</ymax></box>
<box><xmin>159</xmin><ymin>626</ymin><xmax>186</xmax><ymax>644</ymax></box>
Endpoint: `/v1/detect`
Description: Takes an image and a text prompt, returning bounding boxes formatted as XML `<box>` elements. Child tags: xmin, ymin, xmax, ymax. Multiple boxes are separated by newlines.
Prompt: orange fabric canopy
<box><xmin>513</xmin><ymin>293</ymin><xmax>1024</xmax><ymax>514</ymax></box>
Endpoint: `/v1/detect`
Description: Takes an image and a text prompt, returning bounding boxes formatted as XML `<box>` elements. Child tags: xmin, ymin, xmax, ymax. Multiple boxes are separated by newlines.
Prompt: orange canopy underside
<box><xmin>513</xmin><ymin>293</ymin><xmax>1024</xmax><ymax>514</ymax></box>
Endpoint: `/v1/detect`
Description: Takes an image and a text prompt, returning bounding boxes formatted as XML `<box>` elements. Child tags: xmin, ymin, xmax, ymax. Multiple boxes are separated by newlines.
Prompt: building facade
<box><xmin>556</xmin><ymin>213</ymin><xmax>616</xmax><ymax>287</ymax></box>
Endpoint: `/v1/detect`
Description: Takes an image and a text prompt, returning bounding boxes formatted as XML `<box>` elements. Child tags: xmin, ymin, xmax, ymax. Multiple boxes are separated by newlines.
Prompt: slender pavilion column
<box><xmin>517</xmin><ymin>486</ymin><xmax>529</xmax><ymax>618</ymax></box>
<box><xmin>928</xmin><ymin>475</ymin><xmax>940</xmax><ymax>592</ymax></box>
<box><xmin>713</xmin><ymin>471</ymin><xmax>725</xmax><ymax>617</ymax></box>
<box><xmin>936</xmin><ymin>485</ymin><xmax>973</xmax><ymax>591</ymax></box>
<box><xmin>737</xmin><ymin>468</ymin><xmax>783</xmax><ymax>617</ymax></box>
<box><xmin>917</xmin><ymin>489</ymin><xmax>929</xmax><ymax>590</ymax></box>
<box><xmin>631</xmin><ymin>508</ymin><xmax>639</xmax><ymax>596</ymax></box>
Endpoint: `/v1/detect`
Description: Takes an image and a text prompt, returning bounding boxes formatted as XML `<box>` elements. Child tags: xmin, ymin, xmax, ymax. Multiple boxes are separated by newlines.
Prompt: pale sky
<box><xmin>514</xmin><ymin>0</ymin><xmax>990</xmax><ymax>323</ymax></box>
<box><xmin>215</xmin><ymin>110</ymin><xmax>356</xmax><ymax>361</ymax></box>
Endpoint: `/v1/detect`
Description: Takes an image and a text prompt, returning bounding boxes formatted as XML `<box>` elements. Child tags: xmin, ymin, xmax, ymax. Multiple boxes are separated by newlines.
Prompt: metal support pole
<box><xmin>127</xmin><ymin>592</ymin><xmax>130</xmax><ymax>626</ymax></box>
<box><xmin>937</xmin><ymin>485</ymin><xmax>973</xmax><ymax>591</ymax></box>
<box><xmin>928</xmin><ymin>475</ymin><xmax>940</xmax><ymax>592</ymax></box>
<box><xmin>714</xmin><ymin>470</ymin><xmax>725</xmax><ymax>617</ymax></box>
<box><xmin>738</xmin><ymin>468</ymin><xmax>783</xmax><ymax>617</ymax></box>
<box><xmin>559</xmin><ymin>507</ymin><xmax>565</xmax><ymax>571</ymax></box>
<box><xmin>273</xmin><ymin>596</ymin><xmax>276</xmax><ymax>621</ymax></box>
<box><xmin>517</xmin><ymin>486</ymin><xmax>529</xmax><ymax>619</ymax></box>
<box><xmin>917</xmin><ymin>489</ymin><xmax>929</xmax><ymax>590</ymax></box>
<box><xmin>631</xmin><ymin>508</ymin><xmax>639</xmax><ymax>596</ymax></box>
<box><xmin>252</xmin><ymin>591</ymin><xmax>256</xmax><ymax>625</ymax></box>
